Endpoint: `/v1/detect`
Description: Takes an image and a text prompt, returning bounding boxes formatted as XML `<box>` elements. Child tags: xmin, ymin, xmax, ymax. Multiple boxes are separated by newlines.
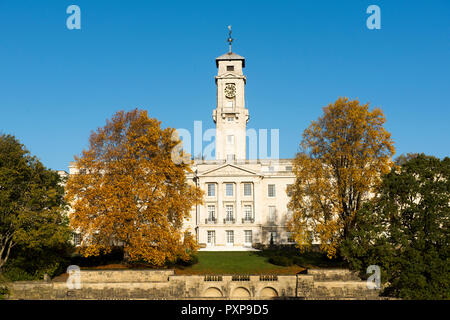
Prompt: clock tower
<box><xmin>213</xmin><ymin>27</ymin><xmax>249</xmax><ymax>161</ymax></box>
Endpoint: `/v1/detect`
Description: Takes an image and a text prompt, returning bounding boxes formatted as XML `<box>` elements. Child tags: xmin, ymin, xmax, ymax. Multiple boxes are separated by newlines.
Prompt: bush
<box><xmin>0</xmin><ymin>274</ymin><xmax>9</xmax><ymax>300</ymax></box>
<box><xmin>2</xmin><ymin>266</ymin><xmax>35</xmax><ymax>281</ymax></box>
<box><xmin>2</xmin><ymin>240</ymin><xmax>73</xmax><ymax>281</ymax></box>
<box><xmin>292</xmin><ymin>256</ymin><xmax>305</xmax><ymax>266</ymax></box>
<box><xmin>184</xmin><ymin>254</ymin><xmax>199</xmax><ymax>266</ymax></box>
<box><xmin>173</xmin><ymin>254</ymin><xmax>199</xmax><ymax>267</ymax></box>
<box><xmin>0</xmin><ymin>286</ymin><xmax>9</xmax><ymax>300</ymax></box>
<box><xmin>33</xmin><ymin>262</ymin><xmax>64</xmax><ymax>280</ymax></box>
<box><xmin>70</xmin><ymin>247</ymin><xmax>124</xmax><ymax>267</ymax></box>
<box><xmin>268</xmin><ymin>255</ymin><xmax>293</xmax><ymax>267</ymax></box>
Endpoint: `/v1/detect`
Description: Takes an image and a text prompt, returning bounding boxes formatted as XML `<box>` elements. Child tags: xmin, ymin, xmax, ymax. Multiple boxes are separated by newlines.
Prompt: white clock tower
<box><xmin>213</xmin><ymin>27</ymin><xmax>249</xmax><ymax>161</ymax></box>
<box><xmin>69</xmin><ymin>28</ymin><xmax>298</xmax><ymax>253</ymax></box>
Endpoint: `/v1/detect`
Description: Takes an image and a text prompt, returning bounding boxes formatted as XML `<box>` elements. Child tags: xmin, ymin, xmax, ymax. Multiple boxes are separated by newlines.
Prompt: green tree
<box><xmin>341</xmin><ymin>154</ymin><xmax>450</xmax><ymax>299</ymax></box>
<box><xmin>0</xmin><ymin>134</ymin><xmax>71</xmax><ymax>276</ymax></box>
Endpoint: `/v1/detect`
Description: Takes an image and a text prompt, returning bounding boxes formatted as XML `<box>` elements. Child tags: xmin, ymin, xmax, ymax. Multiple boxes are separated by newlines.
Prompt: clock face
<box><xmin>224</xmin><ymin>83</ymin><xmax>236</xmax><ymax>99</ymax></box>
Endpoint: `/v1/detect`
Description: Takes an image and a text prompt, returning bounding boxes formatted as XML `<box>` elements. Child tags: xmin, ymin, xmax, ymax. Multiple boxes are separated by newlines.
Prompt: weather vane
<box><xmin>227</xmin><ymin>25</ymin><xmax>233</xmax><ymax>53</ymax></box>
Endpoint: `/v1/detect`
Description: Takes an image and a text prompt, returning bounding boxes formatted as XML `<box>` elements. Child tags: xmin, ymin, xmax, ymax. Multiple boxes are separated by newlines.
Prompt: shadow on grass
<box><xmin>254</xmin><ymin>246</ymin><xmax>348</xmax><ymax>269</ymax></box>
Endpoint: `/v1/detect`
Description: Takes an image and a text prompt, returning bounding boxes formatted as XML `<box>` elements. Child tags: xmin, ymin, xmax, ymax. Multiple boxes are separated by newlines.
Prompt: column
<box><xmin>216</xmin><ymin>181</ymin><xmax>222</xmax><ymax>224</ymax></box>
<box><xmin>235</xmin><ymin>180</ymin><xmax>241</xmax><ymax>224</ymax></box>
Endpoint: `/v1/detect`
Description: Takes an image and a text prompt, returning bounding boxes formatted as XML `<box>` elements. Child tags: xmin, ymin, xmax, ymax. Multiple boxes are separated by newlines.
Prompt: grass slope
<box><xmin>174</xmin><ymin>251</ymin><xmax>305</xmax><ymax>275</ymax></box>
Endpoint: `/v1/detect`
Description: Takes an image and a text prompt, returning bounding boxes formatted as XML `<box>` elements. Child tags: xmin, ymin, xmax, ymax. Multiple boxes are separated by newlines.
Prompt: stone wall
<box><xmin>307</xmin><ymin>269</ymin><xmax>380</xmax><ymax>300</ymax></box>
<box><xmin>8</xmin><ymin>281</ymin><xmax>184</xmax><ymax>300</ymax></box>
<box><xmin>79</xmin><ymin>270</ymin><xmax>174</xmax><ymax>283</ymax></box>
<box><xmin>6</xmin><ymin>269</ymin><xmax>382</xmax><ymax>300</ymax></box>
<box><xmin>307</xmin><ymin>269</ymin><xmax>361</xmax><ymax>281</ymax></box>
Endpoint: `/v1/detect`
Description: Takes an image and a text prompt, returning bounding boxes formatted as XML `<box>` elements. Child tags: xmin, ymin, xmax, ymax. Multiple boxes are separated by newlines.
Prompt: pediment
<box><xmin>221</xmin><ymin>72</ymin><xmax>241</xmax><ymax>78</ymax></box>
<box><xmin>215</xmin><ymin>73</ymin><xmax>247</xmax><ymax>81</ymax></box>
<box><xmin>199</xmin><ymin>164</ymin><xmax>259</xmax><ymax>177</ymax></box>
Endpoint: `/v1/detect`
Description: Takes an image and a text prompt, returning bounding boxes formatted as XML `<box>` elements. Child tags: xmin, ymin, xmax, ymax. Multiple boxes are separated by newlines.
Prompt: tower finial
<box><xmin>227</xmin><ymin>25</ymin><xmax>233</xmax><ymax>53</ymax></box>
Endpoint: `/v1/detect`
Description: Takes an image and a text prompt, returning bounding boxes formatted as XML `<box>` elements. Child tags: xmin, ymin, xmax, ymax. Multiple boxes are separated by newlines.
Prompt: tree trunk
<box><xmin>0</xmin><ymin>237</ymin><xmax>14</xmax><ymax>272</ymax></box>
<box><xmin>123</xmin><ymin>248</ymin><xmax>131</xmax><ymax>264</ymax></box>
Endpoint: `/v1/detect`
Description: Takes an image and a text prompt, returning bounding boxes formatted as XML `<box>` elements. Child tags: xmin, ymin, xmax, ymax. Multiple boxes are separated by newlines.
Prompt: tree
<box><xmin>0</xmin><ymin>134</ymin><xmax>70</xmax><ymax>273</ymax></box>
<box><xmin>65</xmin><ymin>109</ymin><xmax>203</xmax><ymax>266</ymax></box>
<box><xmin>341</xmin><ymin>154</ymin><xmax>450</xmax><ymax>299</ymax></box>
<box><xmin>287</xmin><ymin>97</ymin><xmax>395</xmax><ymax>257</ymax></box>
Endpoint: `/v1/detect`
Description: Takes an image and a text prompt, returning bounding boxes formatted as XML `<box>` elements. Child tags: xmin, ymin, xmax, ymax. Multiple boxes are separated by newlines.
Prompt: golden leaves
<box><xmin>288</xmin><ymin>97</ymin><xmax>395</xmax><ymax>258</ymax></box>
<box><xmin>65</xmin><ymin>109</ymin><xmax>203</xmax><ymax>266</ymax></box>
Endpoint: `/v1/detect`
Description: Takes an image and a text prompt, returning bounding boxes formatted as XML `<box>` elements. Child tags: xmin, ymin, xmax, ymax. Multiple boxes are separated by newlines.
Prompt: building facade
<box><xmin>183</xmin><ymin>50</ymin><xmax>296</xmax><ymax>251</ymax></box>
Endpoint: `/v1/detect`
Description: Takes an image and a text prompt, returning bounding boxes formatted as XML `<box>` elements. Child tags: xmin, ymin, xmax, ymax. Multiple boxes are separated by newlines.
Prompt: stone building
<box><xmin>182</xmin><ymin>48</ymin><xmax>296</xmax><ymax>251</ymax></box>
<box><xmin>67</xmin><ymin>45</ymin><xmax>297</xmax><ymax>251</ymax></box>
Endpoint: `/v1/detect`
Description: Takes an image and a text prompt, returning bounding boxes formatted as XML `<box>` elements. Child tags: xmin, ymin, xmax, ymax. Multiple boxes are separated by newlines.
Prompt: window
<box><xmin>227</xmin><ymin>135</ymin><xmax>235</xmax><ymax>144</ymax></box>
<box><xmin>269</xmin><ymin>206</ymin><xmax>276</xmax><ymax>222</ymax></box>
<box><xmin>286</xmin><ymin>232</ymin><xmax>294</xmax><ymax>243</ymax></box>
<box><xmin>268</xmin><ymin>166</ymin><xmax>274</xmax><ymax>172</ymax></box>
<box><xmin>227</xmin><ymin>65</ymin><xmax>234</xmax><ymax>71</ymax></box>
<box><xmin>244</xmin><ymin>205</ymin><xmax>252</xmax><ymax>221</ymax></box>
<box><xmin>225</xmin><ymin>183</ymin><xmax>234</xmax><ymax>196</ymax></box>
<box><xmin>227</xmin><ymin>154</ymin><xmax>235</xmax><ymax>162</ymax></box>
<box><xmin>226</xmin><ymin>205</ymin><xmax>234</xmax><ymax>221</ymax></box>
<box><xmin>207</xmin><ymin>183</ymin><xmax>215</xmax><ymax>197</ymax></box>
<box><xmin>269</xmin><ymin>231</ymin><xmax>277</xmax><ymax>243</ymax></box>
<box><xmin>226</xmin><ymin>230</ymin><xmax>234</xmax><ymax>244</ymax></box>
<box><xmin>244</xmin><ymin>230</ymin><xmax>252</xmax><ymax>244</ymax></box>
<box><xmin>207</xmin><ymin>231</ymin><xmax>215</xmax><ymax>244</ymax></box>
<box><xmin>268</xmin><ymin>184</ymin><xmax>276</xmax><ymax>197</ymax></box>
<box><xmin>285</xmin><ymin>166</ymin><xmax>292</xmax><ymax>171</ymax></box>
<box><xmin>207</xmin><ymin>205</ymin><xmax>215</xmax><ymax>221</ymax></box>
<box><xmin>244</xmin><ymin>183</ymin><xmax>252</xmax><ymax>196</ymax></box>
<box><xmin>227</xmin><ymin>117</ymin><xmax>234</xmax><ymax>122</ymax></box>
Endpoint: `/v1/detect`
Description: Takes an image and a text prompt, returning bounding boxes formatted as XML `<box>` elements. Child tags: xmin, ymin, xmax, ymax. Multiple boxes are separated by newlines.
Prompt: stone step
<box><xmin>307</xmin><ymin>269</ymin><xmax>361</xmax><ymax>281</ymax></box>
<box><xmin>311</xmin><ymin>280</ymin><xmax>381</xmax><ymax>299</ymax></box>
<box><xmin>313</xmin><ymin>280</ymin><xmax>367</xmax><ymax>288</ymax></box>
<box><xmin>77</xmin><ymin>270</ymin><xmax>175</xmax><ymax>283</ymax></box>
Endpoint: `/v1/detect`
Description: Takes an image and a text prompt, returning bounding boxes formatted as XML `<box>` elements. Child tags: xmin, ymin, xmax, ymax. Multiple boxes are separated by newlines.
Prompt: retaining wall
<box><xmin>6</xmin><ymin>269</ymin><xmax>382</xmax><ymax>300</ymax></box>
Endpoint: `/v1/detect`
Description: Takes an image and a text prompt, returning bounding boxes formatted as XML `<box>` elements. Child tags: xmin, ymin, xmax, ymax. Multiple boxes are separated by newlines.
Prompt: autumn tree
<box><xmin>287</xmin><ymin>97</ymin><xmax>395</xmax><ymax>257</ymax></box>
<box><xmin>341</xmin><ymin>154</ymin><xmax>450</xmax><ymax>299</ymax></box>
<box><xmin>65</xmin><ymin>109</ymin><xmax>203</xmax><ymax>266</ymax></box>
<box><xmin>0</xmin><ymin>134</ymin><xmax>70</xmax><ymax>274</ymax></box>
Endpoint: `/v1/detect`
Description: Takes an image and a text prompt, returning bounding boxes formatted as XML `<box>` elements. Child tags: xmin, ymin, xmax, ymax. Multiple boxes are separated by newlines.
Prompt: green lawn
<box><xmin>174</xmin><ymin>251</ymin><xmax>305</xmax><ymax>275</ymax></box>
<box><xmin>63</xmin><ymin>249</ymin><xmax>346</xmax><ymax>276</ymax></box>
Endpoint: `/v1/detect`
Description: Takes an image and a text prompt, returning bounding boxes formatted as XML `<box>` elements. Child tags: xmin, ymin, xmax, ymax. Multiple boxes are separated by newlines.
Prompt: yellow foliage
<box><xmin>287</xmin><ymin>97</ymin><xmax>395</xmax><ymax>258</ymax></box>
<box><xmin>65</xmin><ymin>109</ymin><xmax>203</xmax><ymax>266</ymax></box>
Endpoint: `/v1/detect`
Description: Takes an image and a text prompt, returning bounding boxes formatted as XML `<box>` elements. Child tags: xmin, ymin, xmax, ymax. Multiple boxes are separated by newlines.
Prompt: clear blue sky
<box><xmin>0</xmin><ymin>0</ymin><xmax>449</xmax><ymax>170</ymax></box>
